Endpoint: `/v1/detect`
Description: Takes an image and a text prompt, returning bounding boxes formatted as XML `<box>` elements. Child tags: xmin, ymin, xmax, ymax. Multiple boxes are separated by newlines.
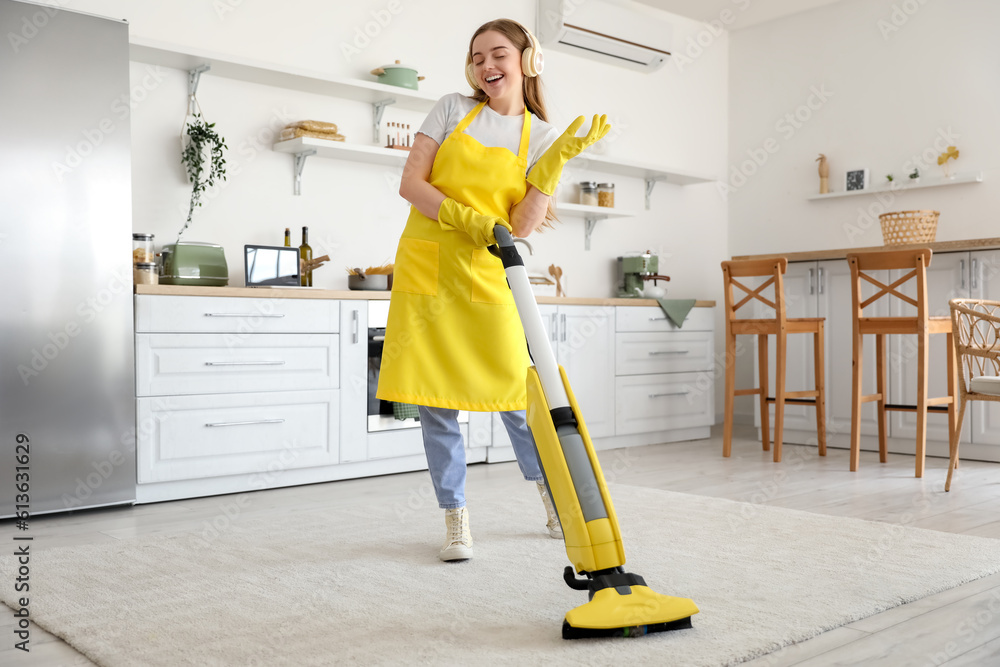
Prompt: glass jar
<box><xmin>132</xmin><ymin>233</ymin><xmax>154</xmax><ymax>265</ymax></box>
<box><xmin>578</xmin><ymin>181</ymin><xmax>598</xmax><ymax>207</ymax></box>
<box><xmin>133</xmin><ymin>262</ymin><xmax>158</xmax><ymax>285</ymax></box>
<box><xmin>597</xmin><ymin>183</ymin><xmax>615</xmax><ymax>208</ymax></box>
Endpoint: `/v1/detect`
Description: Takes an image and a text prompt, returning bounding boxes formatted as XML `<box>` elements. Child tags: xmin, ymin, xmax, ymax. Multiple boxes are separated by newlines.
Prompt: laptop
<box><xmin>244</xmin><ymin>244</ymin><xmax>300</xmax><ymax>287</ymax></box>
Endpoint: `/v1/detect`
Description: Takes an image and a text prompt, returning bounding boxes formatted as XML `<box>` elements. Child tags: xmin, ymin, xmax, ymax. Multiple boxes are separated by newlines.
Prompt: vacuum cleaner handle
<box><xmin>490</xmin><ymin>225</ymin><xmax>570</xmax><ymax>412</ymax></box>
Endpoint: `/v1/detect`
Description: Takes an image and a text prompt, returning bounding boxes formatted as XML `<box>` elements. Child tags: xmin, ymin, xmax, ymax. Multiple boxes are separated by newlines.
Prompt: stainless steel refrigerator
<box><xmin>1</xmin><ymin>0</ymin><xmax>136</xmax><ymax>517</ymax></box>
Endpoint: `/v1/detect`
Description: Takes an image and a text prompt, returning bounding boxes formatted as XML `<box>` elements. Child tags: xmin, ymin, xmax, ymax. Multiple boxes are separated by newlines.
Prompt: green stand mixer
<box><xmin>617</xmin><ymin>251</ymin><xmax>670</xmax><ymax>298</ymax></box>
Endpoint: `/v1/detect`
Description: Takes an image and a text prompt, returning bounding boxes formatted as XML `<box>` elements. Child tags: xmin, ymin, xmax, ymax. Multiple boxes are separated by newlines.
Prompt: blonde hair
<box><xmin>468</xmin><ymin>18</ymin><xmax>556</xmax><ymax>228</ymax></box>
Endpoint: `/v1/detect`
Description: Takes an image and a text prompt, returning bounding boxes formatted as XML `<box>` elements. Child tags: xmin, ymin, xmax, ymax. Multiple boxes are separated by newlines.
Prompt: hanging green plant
<box><xmin>178</xmin><ymin>113</ymin><xmax>227</xmax><ymax>239</ymax></box>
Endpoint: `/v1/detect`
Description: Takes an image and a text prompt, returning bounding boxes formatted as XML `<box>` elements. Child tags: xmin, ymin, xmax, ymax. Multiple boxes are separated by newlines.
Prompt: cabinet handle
<box><xmin>972</xmin><ymin>258</ymin><xmax>978</xmax><ymax>291</ymax></box>
<box><xmin>551</xmin><ymin>314</ymin><xmax>558</xmax><ymax>342</ymax></box>
<box><xmin>818</xmin><ymin>267</ymin><xmax>825</xmax><ymax>295</ymax></box>
<box><xmin>560</xmin><ymin>314</ymin><xmax>567</xmax><ymax>342</ymax></box>
<box><xmin>204</xmin><ymin>312</ymin><xmax>285</xmax><ymax>318</ymax></box>
<box><xmin>204</xmin><ymin>360</ymin><xmax>286</xmax><ymax>366</ymax></box>
<box><xmin>961</xmin><ymin>259</ymin><xmax>966</xmax><ymax>291</ymax></box>
<box><xmin>352</xmin><ymin>309</ymin><xmax>359</xmax><ymax>344</ymax></box>
<box><xmin>648</xmin><ymin>391</ymin><xmax>689</xmax><ymax>399</ymax></box>
<box><xmin>205</xmin><ymin>418</ymin><xmax>285</xmax><ymax>427</ymax></box>
<box><xmin>809</xmin><ymin>268</ymin><xmax>815</xmax><ymax>295</ymax></box>
<box><xmin>649</xmin><ymin>350</ymin><xmax>689</xmax><ymax>356</ymax></box>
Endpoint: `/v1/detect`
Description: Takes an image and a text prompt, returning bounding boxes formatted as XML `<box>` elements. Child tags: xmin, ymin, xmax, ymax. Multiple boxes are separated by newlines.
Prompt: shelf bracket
<box><xmin>644</xmin><ymin>178</ymin><xmax>657</xmax><ymax>210</ymax></box>
<box><xmin>372</xmin><ymin>98</ymin><xmax>396</xmax><ymax>143</ymax></box>
<box><xmin>187</xmin><ymin>64</ymin><xmax>211</xmax><ymax>116</ymax></box>
<box><xmin>292</xmin><ymin>149</ymin><xmax>316</xmax><ymax>196</ymax></box>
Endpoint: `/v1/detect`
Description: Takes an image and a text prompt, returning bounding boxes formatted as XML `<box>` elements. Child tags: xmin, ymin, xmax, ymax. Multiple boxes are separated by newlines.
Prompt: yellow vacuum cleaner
<box><xmin>490</xmin><ymin>226</ymin><xmax>699</xmax><ymax>639</ymax></box>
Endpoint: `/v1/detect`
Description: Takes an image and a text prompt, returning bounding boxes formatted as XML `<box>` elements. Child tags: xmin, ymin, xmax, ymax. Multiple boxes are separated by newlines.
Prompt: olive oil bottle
<box><xmin>284</xmin><ymin>227</ymin><xmax>291</xmax><ymax>247</ymax></box>
<box><xmin>299</xmin><ymin>226</ymin><xmax>313</xmax><ymax>286</ymax></box>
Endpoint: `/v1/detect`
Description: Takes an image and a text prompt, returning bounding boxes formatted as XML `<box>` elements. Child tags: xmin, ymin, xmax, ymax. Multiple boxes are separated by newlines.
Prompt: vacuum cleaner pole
<box><xmin>490</xmin><ymin>226</ymin><xmax>698</xmax><ymax>639</ymax></box>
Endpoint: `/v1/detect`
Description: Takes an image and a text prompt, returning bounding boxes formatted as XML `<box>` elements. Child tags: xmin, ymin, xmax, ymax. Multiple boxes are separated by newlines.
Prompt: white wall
<box><xmin>729</xmin><ymin>0</ymin><xmax>1000</xmax><ymax>255</ymax></box>
<box><xmin>726</xmin><ymin>0</ymin><xmax>1000</xmax><ymax>420</ymax></box>
<box><xmin>45</xmin><ymin>0</ymin><xmax>727</xmax><ymax>305</ymax></box>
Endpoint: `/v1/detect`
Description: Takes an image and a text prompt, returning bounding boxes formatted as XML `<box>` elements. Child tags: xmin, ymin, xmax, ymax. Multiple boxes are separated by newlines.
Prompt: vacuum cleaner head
<box><xmin>561</xmin><ymin>566</ymin><xmax>699</xmax><ymax>639</ymax></box>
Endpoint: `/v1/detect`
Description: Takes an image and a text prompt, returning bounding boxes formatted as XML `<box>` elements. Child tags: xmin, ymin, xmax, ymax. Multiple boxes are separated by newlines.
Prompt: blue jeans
<box><xmin>418</xmin><ymin>406</ymin><xmax>543</xmax><ymax>509</ymax></box>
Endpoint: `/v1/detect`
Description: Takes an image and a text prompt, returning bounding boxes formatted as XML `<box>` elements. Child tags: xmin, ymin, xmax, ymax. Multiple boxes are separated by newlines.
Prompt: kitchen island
<box><xmin>133</xmin><ymin>285</ymin><xmax>716</xmax><ymax>502</ymax></box>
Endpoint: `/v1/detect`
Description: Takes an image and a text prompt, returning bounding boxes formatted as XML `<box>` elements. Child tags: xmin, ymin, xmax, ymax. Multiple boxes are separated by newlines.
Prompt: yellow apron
<box><xmin>377</xmin><ymin>101</ymin><xmax>532</xmax><ymax>411</ymax></box>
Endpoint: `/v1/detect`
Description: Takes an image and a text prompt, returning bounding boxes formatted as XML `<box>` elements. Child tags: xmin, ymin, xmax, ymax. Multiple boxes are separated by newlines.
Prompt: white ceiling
<box><xmin>633</xmin><ymin>0</ymin><xmax>846</xmax><ymax>31</ymax></box>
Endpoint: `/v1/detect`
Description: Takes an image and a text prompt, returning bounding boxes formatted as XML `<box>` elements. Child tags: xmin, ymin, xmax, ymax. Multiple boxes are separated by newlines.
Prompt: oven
<box><xmin>366</xmin><ymin>301</ymin><xmax>468</xmax><ymax>433</ymax></box>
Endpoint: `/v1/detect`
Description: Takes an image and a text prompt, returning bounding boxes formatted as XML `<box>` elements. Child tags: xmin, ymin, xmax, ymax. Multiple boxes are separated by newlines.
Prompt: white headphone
<box><xmin>466</xmin><ymin>22</ymin><xmax>544</xmax><ymax>91</ymax></box>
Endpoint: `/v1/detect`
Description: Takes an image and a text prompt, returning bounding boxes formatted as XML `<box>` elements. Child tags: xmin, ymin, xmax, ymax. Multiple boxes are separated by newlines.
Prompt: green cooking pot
<box><xmin>370</xmin><ymin>60</ymin><xmax>425</xmax><ymax>90</ymax></box>
<box><xmin>159</xmin><ymin>241</ymin><xmax>229</xmax><ymax>286</ymax></box>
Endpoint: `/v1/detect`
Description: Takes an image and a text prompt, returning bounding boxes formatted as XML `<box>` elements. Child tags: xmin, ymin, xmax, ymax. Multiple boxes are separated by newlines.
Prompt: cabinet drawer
<box><xmin>616</xmin><ymin>331</ymin><xmax>714</xmax><ymax>376</ymax></box>
<box><xmin>136</xmin><ymin>333</ymin><xmax>338</xmax><ymax>397</ymax></box>
<box><xmin>137</xmin><ymin>390</ymin><xmax>338</xmax><ymax>483</ymax></box>
<box><xmin>615</xmin><ymin>372</ymin><xmax>713</xmax><ymax>435</ymax></box>
<box><xmin>616</xmin><ymin>306</ymin><xmax>713</xmax><ymax>332</ymax></box>
<box><xmin>135</xmin><ymin>295</ymin><xmax>339</xmax><ymax>333</ymax></box>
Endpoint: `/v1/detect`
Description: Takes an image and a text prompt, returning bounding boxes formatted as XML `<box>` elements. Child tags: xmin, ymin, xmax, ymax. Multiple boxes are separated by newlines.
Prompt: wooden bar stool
<box><xmin>721</xmin><ymin>258</ymin><xmax>827</xmax><ymax>462</ymax></box>
<box><xmin>846</xmin><ymin>248</ymin><xmax>957</xmax><ymax>477</ymax></box>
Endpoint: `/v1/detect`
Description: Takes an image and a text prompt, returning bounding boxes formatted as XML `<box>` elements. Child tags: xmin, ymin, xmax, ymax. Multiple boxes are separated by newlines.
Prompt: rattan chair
<box><xmin>721</xmin><ymin>258</ymin><xmax>826</xmax><ymax>462</ymax></box>
<box><xmin>946</xmin><ymin>299</ymin><xmax>1000</xmax><ymax>491</ymax></box>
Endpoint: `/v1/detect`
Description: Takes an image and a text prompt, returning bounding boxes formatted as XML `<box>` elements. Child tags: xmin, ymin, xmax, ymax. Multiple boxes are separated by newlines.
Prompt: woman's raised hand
<box><xmin>527</xmin><ymin>115</ymin><xmax>611</xmax><ymax>196</ymax></box>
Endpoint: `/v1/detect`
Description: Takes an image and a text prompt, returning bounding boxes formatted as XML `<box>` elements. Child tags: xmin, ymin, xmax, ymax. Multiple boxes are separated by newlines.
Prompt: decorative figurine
<box><xmin>816</xmin><ymin>154</ymin><xmax>829</xmax><ymax>194</ymax></box>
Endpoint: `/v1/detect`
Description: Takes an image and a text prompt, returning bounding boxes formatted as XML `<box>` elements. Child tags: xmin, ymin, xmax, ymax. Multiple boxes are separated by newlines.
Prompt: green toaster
<box><xmin>159</xmin><ymin>242</ymin><xmax>229</xmax><ymax>286</ymax></box>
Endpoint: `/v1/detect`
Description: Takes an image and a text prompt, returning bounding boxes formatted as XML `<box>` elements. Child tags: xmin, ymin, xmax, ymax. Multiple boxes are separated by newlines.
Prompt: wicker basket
<box><xmin>879</xmin><ymin>210</ymin><xmax>939</xmax><ymax>245</ymax></box>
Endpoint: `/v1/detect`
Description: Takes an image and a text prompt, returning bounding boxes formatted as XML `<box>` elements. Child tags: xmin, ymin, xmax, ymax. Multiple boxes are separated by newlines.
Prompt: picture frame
<box><xmin>846</xmin><ymin>168</ymin><xmax>869</xmax><ymax>191</ymax></box>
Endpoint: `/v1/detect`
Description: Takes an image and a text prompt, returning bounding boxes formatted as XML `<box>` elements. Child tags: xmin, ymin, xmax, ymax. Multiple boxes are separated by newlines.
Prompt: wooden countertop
<box><xmin>732</xmin><ymin>237</ymin><xmax>1000</xmax><ymax>263</ymax></box>
<box><xmin>134</xmin><ymin>284</ymin><xmax>715</xmax><ymax>308</ymax></box>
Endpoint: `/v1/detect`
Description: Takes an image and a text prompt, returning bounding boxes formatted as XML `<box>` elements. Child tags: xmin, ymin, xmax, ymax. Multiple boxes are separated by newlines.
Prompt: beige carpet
<box><xmin>3</xmin><ymin>484</ymin><xmax>1000</xmax><ymax>666</ymax></box>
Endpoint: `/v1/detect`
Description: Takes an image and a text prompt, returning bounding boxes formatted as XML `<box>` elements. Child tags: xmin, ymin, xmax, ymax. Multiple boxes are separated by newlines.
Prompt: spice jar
<box><xmin>132</xmin><ymin>233</ymin><xmax>154</xmax><ymax>265</ymax></box>
<box><xmin>597</xmin><ymin>183</ymin><xmax>615</xmax><ymax>208</ymax></box>
<box><xmin>133</xmin><ymin>262</ymin><xmax>158</xmax><ymax>285</ymax></box>
<box><xmin>578</xmin><ymin>181</ymin><xmax>598</xmax><ymax>207</ymax></box>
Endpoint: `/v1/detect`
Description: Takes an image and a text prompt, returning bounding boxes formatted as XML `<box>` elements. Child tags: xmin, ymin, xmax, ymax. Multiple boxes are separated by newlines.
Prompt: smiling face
<box><xmin>470</xmin><ymin>29</ymin><xmax>524</xmax><ymax>106</ymax></box>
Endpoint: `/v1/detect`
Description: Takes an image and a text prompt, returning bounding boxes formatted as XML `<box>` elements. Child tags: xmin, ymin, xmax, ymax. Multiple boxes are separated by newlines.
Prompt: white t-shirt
<box><xmin>417</xmin><ymin>92</ymin><xmax>560</xmax><ymax>173</ymax></box>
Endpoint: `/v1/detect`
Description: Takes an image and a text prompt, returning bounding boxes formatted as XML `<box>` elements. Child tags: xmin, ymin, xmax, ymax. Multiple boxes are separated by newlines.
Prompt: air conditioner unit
<box><xmin>536</xmin><ymin>0</ymin><xmax>672</xmax><ymax>72</ymax></box>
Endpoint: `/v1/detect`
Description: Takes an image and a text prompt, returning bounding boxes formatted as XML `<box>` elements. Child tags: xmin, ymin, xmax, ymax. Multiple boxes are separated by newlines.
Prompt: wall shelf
<box><xmin>806</xmin><ymin>171</ymin><xmax>984</xmax><ymax>200</ymax></box>
<box><xmin>558</xmin><ymin>203</ymin><xmax>639</xmax><ymax>250</ymax></box>
<box><xmin>572</xmin><ymin>154</ymin><xmax>717</xmax><ymax>209</ymax></box>
<box><xmin>126</xmin><ymin>39</ymin><xmax>719</xmax><ymax>202</ymax></box>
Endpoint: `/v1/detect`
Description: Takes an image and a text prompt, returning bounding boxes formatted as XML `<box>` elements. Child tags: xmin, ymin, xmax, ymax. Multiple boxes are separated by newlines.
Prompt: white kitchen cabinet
<box><xmin>965</xmin><ymin>250</ymin><xmax>1000</xmax><ymax>449</ymax></box>
<box><xmin>339</xmin><ymin>300</ymin><xmax>368</xmax><ymax>463</ymax></box>
<box><xmin>614</xmin><ymin>306</ymin><xmax>714</xmax><ymax>438</ymax></box>
<box><xmin>490</xmin><ymin>304</ymin><xmax>615</xmax><ymax>460</ymax></box>
<box><xmin>888</xmin><ymin>252</ymin><xmax>971</xmax><ymax>446</ymax></box>
<box><xmin>135</xmin><ymin>294</ymin><xmax>342</xmax><ymax>492</ymax></box>
<box><xmin>756</xmin><ymin>260</ymin><xmax>888</xmax><ymax>446</ymax></box>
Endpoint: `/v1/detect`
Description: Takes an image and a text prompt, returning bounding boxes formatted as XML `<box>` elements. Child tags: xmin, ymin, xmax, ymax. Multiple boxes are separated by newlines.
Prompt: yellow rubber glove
<box><xmin>527</xmin><ymin>114</ymin><xmax>612</xmax><ymax>196</ymax></box>
<box><xmin>437</xmin><ymin>198</ymin><xmax>512</xmax><ymax>247</ymax></box>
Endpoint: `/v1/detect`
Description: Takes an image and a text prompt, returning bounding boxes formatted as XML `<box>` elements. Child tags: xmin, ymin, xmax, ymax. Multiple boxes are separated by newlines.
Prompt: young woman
<box><xmin>377</xmin><ymin>18</ymin><xmax>609</xmax><ymax>561</ymax></box>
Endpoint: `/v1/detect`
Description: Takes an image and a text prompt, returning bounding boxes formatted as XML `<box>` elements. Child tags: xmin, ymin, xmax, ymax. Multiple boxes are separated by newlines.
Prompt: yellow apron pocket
<box><xmin>471</xmin><ymin>247</ymin><xmax>511</xmax><ymax>304</ymax></box>
<box><xmin>392</xmin><ymin>238</ymin><xmax>438</xmax><ymax>296</ymax></box>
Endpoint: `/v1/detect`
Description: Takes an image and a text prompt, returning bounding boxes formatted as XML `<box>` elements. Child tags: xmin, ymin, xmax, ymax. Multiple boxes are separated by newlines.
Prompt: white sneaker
<box><xmin>439</xmin><ymin>506</ymin><xmax>473</xmax><ymax>561</ymax></box>
<box><xmin>537</xmin><ymin>482</ymin><xmax>563</xmax><ymax>539</ymax></box>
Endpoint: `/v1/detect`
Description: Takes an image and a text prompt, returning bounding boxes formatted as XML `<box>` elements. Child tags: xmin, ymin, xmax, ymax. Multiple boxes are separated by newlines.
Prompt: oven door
<box><xmin>367</xmin><ymin>301</ymin><xmax>467</xmax><ymax>432</ymax></box>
